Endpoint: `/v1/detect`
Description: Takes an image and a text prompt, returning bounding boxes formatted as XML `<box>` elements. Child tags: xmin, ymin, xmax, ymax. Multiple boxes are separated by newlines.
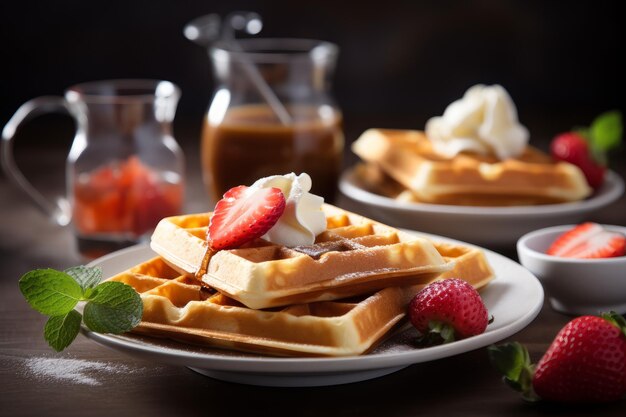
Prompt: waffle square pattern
<box><xmin>151</xmin><ymin>205</ymin><xmax>455</xmax><ymax>309</ymax></box>
<box><xmin>108</xmin><ymin>233</ymin><xmax>493</xmax><ymax>356</ymax></box>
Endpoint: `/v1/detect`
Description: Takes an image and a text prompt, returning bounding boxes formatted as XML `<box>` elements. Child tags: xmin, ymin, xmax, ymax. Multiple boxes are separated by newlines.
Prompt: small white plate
<box><xmin>517</xmin><ymin>224</ymin><xmax>626</xmax><ymax>315</ymax></box>
<box><xmin>84</xmin><ymin>236</ymin><xmax>543</xmax><ymax>387</ymax></box>
<box><xmin>339</xmin><ymin>168</ymin><xmax>624</xmax><ymax>247</ymax></box>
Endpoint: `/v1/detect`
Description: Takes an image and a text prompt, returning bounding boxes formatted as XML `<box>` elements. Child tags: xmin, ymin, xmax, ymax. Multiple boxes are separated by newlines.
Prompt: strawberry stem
<box><xmin>601</xmin><ymin>311</ymin><xmax>626</xmax><ymax>338</ymax></box>
<box><xmin>414</xmin><ymin>320</ymin><xmax>456</xmax><ymax>346</ymax></box>
<box><xmin>487</xmin><ymin>342</ymin><xmax>541</xmax><ymax>402</ymax></box>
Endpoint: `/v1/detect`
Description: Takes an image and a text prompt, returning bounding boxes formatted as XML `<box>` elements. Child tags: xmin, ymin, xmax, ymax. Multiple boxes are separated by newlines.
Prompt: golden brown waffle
<box><xmin>106</xmin><ymin>241</ymin><xmax>494</xmax><ymax>357</ymax></box>
<box><xmin>151</xmin><ymin>204</ymin><xmax>454</xmax><ymax>309</ymax></box>
<box><xmin>352</xmin><ymin>129</ymin><xmax>592</xmax><ymax>206</ymax></box>
<box><xmin>431</xmin><ymin>241</ymin><xmax>494</xmax><ymax>289</ymax></box>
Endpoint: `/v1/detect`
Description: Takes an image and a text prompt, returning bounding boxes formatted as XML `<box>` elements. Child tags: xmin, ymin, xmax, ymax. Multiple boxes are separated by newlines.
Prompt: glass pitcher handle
<box><xmin>1</xmin><ymin>96</ymin><xmax>72</xmax><ymax>226</ymax></box>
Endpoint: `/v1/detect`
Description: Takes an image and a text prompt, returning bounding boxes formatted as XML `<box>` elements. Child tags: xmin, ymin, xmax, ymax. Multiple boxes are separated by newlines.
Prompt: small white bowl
<box><xmin>517</xmin><ymin>224</ymin><xmax>626</xmax><ymax>315</ymax></box>
<box><xmin>339</xmin><ymin>167</ymin><xmax>624</xmax><ymax>248</ymax></box>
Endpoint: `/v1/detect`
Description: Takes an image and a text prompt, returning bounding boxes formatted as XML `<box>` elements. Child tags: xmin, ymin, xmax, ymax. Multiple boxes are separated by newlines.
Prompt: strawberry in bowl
<box><xmin>546</xmin><ymin>222</ymin><xmax>626</xmax><ymax>259</ymax></box>
<box><xmin>517</xmin><ymin>224</ymin><xmax>626</xmax><ymax>315</ymax></box>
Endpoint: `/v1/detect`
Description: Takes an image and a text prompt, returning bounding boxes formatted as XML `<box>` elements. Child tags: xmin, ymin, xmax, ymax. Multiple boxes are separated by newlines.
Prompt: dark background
<box><xmin>1</xmin><ymin>4</ymin><xmax>625</xmax><ymax>416</ymax></box>
<box><xmin>1</xmin><ymin>0</ymin><xmax>624</xmax><ymax>152</ymax></box>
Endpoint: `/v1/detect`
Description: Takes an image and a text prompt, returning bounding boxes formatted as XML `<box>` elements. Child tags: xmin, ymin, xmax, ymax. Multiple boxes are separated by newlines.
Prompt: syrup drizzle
<box><xmin>291</xmin><ymin>239</ymin><xmax>366</xmax><ymax>260</ymax></box>
<box><xmin>196</xmin><ymin>245</ymin><xmax>216</xmax><ymax>300</ymax></box>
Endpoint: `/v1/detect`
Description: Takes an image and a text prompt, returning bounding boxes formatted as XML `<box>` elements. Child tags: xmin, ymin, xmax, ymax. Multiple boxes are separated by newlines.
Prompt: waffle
<box><xmin>106</xmin><ymin>240</ymin><xmax>494</xmax><ymax>357</ymax></box>
<box><xmin>352</xmin><ymin>128</ymin><xmax>592</xmax><ymax>206</ymax></box>
<box><xmin>151</xmin><ymin>204</ymin><xmax>453</xmax><ymax>309</ymax></box>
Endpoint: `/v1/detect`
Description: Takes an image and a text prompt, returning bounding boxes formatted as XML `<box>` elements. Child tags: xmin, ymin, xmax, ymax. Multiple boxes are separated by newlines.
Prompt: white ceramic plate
<box><xmin>84</xmin><ymin>235</ymin><xmax>544</xmax><ymax>387</ymax></box>
<box><xmin>339</xmin><ymin>168</ymin><xmax>624</xmax><ymax>247</ymax></box>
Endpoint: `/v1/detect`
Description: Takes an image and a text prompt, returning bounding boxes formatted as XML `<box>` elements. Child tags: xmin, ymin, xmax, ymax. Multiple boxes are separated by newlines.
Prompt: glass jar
<box><xmin>1</xmin><ymin>79</ymin><xmax>185</xmax><ymax>258</ymax></box>
<box><xmin>201</xmin><ymin>38</ymin><xmax>344</xmax><ymax>203</ymax></box>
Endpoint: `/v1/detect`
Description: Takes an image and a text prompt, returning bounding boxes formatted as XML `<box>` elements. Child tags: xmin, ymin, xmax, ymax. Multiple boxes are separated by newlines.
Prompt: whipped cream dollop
<box><xmin>248</xmin><ymin>173</ymin><xmax>326</xmax><ymax>247</ymax></box>
<box><xmin>425</xmin><ymin>84</ymin><xmax>529</xmax><ymax>160</ymax></box>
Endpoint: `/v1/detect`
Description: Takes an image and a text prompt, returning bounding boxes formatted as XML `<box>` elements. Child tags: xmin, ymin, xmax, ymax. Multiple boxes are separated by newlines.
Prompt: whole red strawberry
<box><xmin>550</xmin><ymin>132</ymin><xmax>605</xmax><ymax>189</ymax></box>
<box><xmin>408</xmin><ymin>278</ymin><xmax>489</xmax><ymax>345</ymax></box>
<box><xmin>489</xmin><ymin>312</ymin><xmax>626</xmax><ymax>403</ymax></box>
<box><xmin>550</xmin><ymin>111</ymin><xmax>622</xmax><ymax>190</ymax></box>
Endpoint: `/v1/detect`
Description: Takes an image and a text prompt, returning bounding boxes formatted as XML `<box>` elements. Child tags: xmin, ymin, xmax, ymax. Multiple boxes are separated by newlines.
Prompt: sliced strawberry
<box><xmin>546</xmin><ymin>222</ymin><xmax>603</xmax><ymax>257</ymax></box>
<box><xmin>547</xmin><ymin>222</ymin><xmax>626</xmax><ymax>259</ymax></box>
<box><xmin>565</xmin><ymin>232</ymin><xmax>626</xmax><ymax>259</ymax></box>
<box><xmin>208</xmin><ymin>185</ymin><xmax>286</xmax><ymax>250</ymax></box>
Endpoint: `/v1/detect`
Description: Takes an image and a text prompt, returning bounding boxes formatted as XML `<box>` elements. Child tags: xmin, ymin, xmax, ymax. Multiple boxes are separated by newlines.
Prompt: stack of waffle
<box><xmin>106</xmin><ymin>204</ymin><xmax>494</xmax><ymax>356</ymax></box>
<box><xmin>352</xmin><ymin>129</ymin><xmax>592</xmax><ymax>206</ymax></box>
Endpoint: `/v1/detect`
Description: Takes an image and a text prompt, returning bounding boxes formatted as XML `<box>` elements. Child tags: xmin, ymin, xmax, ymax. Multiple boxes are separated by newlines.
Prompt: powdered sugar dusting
<box><xmin>23</xmin><ymin>356</ymin><xmax>137</xmax><ymax>386</ymax></box>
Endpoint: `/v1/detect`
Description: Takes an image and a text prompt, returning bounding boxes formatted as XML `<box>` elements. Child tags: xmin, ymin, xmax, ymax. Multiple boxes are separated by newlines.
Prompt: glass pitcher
<box><xmin>1</xmin><ymin>79</ymin><xmax>185</xmax><ymax>258</ymax></box>
<box><xmin>200</xmin><ymin>38</ymin><xmax>344</xmax><ymax>203</ymax></box>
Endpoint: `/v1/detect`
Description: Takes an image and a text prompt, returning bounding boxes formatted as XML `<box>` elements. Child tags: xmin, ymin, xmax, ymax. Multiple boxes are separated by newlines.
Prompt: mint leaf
<box><xmin>590</xmin><ymin>110</ymin><xmax>622</xmax><ymax>152</ymax></box>
<box><xmin>19</xmin><ymin>269</ymin><xmax>83</xmax><ymax>316</ymax></box>
<box><xmin>83</xmin><ymin>281</ymin><xmax>143</xmax><ymax>334</ymax></box>
<box><xmin>44</xmin><ymin>310</ymin><xmax>82</xmax><ymax>352</ymax></box>
<box><xmin>65</xmin><ymin>266</ymin><xmax>102</xmax><ymax>292</ymax></box>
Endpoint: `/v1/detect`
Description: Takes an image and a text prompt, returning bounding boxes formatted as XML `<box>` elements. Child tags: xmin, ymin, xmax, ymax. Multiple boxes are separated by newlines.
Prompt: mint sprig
<box><xmin>19</xmin><ymin>267</ymin><xmax>142</xmax><ymax>352</ymax></box>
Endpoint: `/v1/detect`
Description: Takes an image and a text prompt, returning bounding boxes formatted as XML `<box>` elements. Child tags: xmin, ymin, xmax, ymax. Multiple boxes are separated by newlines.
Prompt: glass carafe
<box><xmin>1</xmin><ymin>79</ymin><xmax>185</xmax><ymax>258</ymax></box>
<box><xmin>201</xmin><ymin>38</ymin><xmax>344</xmax><ymax>203</ymax></box>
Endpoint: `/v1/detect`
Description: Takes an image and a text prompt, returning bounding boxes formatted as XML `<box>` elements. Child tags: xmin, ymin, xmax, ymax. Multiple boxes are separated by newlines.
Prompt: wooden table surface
<box><xmin>1</xmin><ymin>121</ymin><xmax>625</xmax><ymax>417</ymax></box>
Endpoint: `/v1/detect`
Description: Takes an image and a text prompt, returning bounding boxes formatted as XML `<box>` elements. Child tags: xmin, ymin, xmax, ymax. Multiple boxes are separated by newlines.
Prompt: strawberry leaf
<box><xmin>413</xmin><ymin>320</ymin><xmax>456</xmax><ymax>347</ymax></box>
<box><xmin>590</xmin><ymin>110</ymin><xmax>622</xmax><ymax>152</ymax></box>
<box><xmin>487</xmin><ymin>342</ymin><xmax>540</xmax><ymax>402</ymax></box>
<box><xmin>601</xmin><ymin>311</ymin><xmax>626</xmax><ymax>337</ymax></box>
<box><xmin>573</xmin><ymin>127</ymin><xmax>590</xmax><ymax>142</ymax></box>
